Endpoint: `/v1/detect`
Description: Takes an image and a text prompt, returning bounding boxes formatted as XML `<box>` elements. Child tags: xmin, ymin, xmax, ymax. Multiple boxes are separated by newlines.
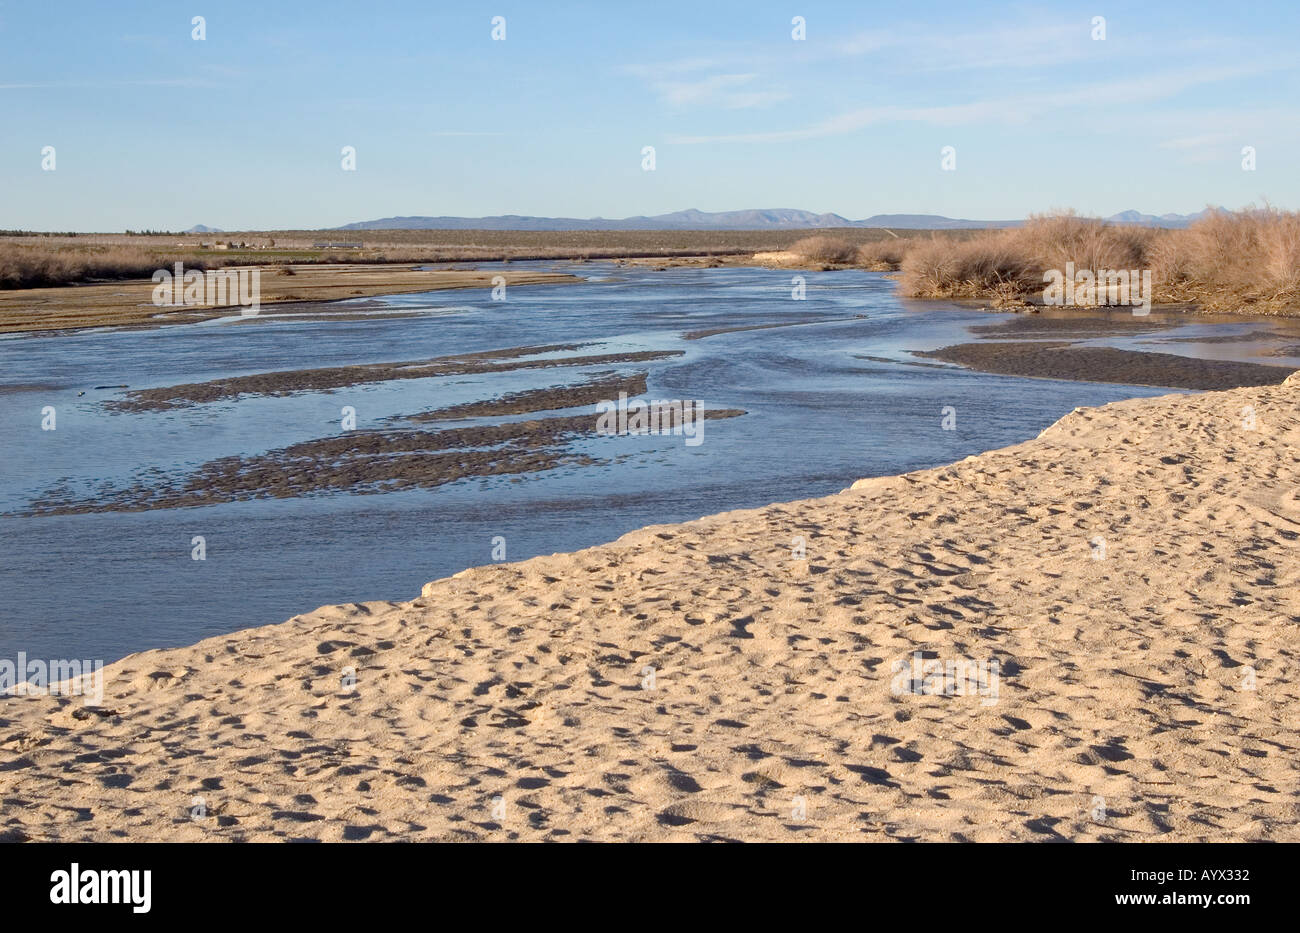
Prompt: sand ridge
<box><xmin>1</xmin><ymin>376</ymin><xmax>1298</xmax><ymax>841</ymax></box>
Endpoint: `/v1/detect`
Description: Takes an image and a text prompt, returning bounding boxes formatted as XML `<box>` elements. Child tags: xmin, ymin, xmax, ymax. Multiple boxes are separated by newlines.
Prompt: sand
<box><xmin>2</xmin><ymin>375</ymin><xmax>1298</xmax><ymax>841</ymax></box>
<box><xmin>0</xmin><ymin>265</ymin><xmax>579</xmax><ymax>334</ymax></box>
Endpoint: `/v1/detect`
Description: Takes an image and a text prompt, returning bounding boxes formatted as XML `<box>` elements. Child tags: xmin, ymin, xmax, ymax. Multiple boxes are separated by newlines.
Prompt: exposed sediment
<box><xmin>3</xmin><ymin>376</ymin><xmax>1297</xmax><ymax>840</ymax></box>
<box><xmin>916</xmin><ymin>342</ymin><xmax>1295</xmax><ymax>390</ymax></box>
<box><xmin>28</xmin><ymin>406</ymin><xmax>745</xmax><ymax>515</ymax></box>
<box><xmin>106</xmin><ymin>346</ymin><xmax>683</xmax><ymax>412</ymax></box>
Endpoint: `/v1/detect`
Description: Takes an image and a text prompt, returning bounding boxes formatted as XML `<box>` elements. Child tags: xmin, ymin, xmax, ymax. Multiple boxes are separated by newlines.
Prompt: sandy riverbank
<box><xmin>0</xmin><ymin>265</ymin><xmax>579</xmax><ymax>335</ymax></box>
<box><xmin>2</xmin><ymin>375</ymin><xmax>1298</xmax><ymax>841</ymax></box>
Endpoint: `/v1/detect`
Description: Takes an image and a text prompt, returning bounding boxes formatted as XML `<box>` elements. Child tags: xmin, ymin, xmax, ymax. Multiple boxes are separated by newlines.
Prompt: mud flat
<box><xmin>401</xmin><ymin>372</ymin><xmax>649</xmax><ymax>422</ymax></box>
<box><xmin>916</xmin><ymin>343</ymin><xmax>1295</xmax><ymax>390</ymax></box>
<box><xmin>28</xmin><ymin>406</ymin><xmax>745</xmax><ymax>515</ymax></box>
<box><xmin>106</xmin><ymin>346</ymin><xmax>683</xmax><ymax>412</ymax></box>
<box><xmin>2</xmin><ymin>374</ymin><xmax>1297</xmax><ymax>840</ymax></box>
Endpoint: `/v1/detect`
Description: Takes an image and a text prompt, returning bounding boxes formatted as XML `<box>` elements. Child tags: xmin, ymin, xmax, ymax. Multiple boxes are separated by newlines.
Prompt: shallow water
<box><xmin>3</xmin><ymin>263</ymin><xmax>1298</xmax><ymax>663</ymax></box>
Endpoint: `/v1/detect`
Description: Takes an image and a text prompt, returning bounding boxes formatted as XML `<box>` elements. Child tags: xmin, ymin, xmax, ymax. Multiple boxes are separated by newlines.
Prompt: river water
<box><xmin>3</xmin><ymin>262</ymin><xmax>1297</xmax><ymax>663</ymax></box>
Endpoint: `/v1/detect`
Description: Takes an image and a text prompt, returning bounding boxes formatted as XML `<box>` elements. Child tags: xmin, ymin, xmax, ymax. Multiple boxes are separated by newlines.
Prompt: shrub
<box><xmin>788</xmin><ymin>236</ymin><xmax>859</xmax><ymax>265</ymax></box>
<box><xmin>855</xmin><ymin>239</ymin><xmax>909</xmax><ymax>270</ymax></box>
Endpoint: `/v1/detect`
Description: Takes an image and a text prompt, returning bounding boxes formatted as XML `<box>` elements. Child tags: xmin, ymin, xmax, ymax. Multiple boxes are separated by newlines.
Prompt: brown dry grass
<box><xmin>1147</xmin><ymin>206</ymin><xmax>1300</xmax><ymax>311</ymax></box>
<box><xmin>899</xmin><ymin>213</ymin><xmax>1151</xmax><ymax>301</ymax></box>
<box><xmin>897</xmin><ymin>207</ymin><xmax>1300</xmax><ymax>314</ymax></box>
<box><xmin>787</xmin><ymin>235</ymin><xmax>861</xmax><ymax>265</ymax></box>
<box><xmin>855</xmin><ymin>237</ymin><xmax>912</xmax><ymax>271</ymax></box>
<box><xmin>0</xmin><ymin>242</ymin><xmax>198</xmax><ymax>289</ymax></box>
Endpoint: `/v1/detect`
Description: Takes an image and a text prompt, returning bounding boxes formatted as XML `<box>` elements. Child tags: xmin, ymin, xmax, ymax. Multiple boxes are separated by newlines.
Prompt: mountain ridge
<box><xmin>334</xmin><ymin>207</ymin><xmax>1212</xmax><ymax>232</ymax></box>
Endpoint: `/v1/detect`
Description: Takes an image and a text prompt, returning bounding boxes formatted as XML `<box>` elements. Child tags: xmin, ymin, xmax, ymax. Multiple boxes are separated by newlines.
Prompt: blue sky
<box><xmin>3</xmin><ymin>0</ymin><xmax>1298</xmax><ymax>230</ymax></box>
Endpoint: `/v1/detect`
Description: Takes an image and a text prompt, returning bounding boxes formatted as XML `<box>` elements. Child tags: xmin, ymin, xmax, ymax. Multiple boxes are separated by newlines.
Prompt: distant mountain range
<box><xmin>1101</xmin><ymin>209</ymin><xmax>1214</xmax><ymax>228</ymax></box>
<box><xmin>186</xmin><ymin>224</ymin><xmax>224</xmax><ymax>233</ymax></box>
<box><xmin>333</xmin><ymin>207</ymin><xmax>1214</xmax><ymax>232</ymax></box>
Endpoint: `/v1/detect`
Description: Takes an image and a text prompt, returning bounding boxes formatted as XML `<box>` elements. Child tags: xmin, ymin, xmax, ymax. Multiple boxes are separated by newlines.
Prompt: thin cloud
<box><xmin>670</xmin><ymin>63</ymin><xmax>1286</xmax><ymax>144</ymax></box>
<box><xmin>623</xmin><ymin>57</ymin><xmax>734</xmax><ymax>78</ymax></box>
<box><xmin>653</xmin><ymin>73</ymin><xmax>788</xmax><ymax>109</ymax></box>
<box><xmin>623</xmin><ymin>56</ymin><xmax>789</xmax><ymax>110</ymax></box>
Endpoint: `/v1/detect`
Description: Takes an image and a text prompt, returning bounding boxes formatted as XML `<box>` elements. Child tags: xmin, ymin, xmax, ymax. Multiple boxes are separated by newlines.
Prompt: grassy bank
<box><xmin>0</xmin><ymin>229</ymin><xmax>920</xmax><ymax>290</ymax></box>
<box><xmin>7</xmin><ymin>210</ymin><xmax>1298</xmax><ymax>316</ymax></box>
<box><xmin>777</xmin><ymin>207</ymin><xmax>1300</xmax><ymax>315</ymax></box>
